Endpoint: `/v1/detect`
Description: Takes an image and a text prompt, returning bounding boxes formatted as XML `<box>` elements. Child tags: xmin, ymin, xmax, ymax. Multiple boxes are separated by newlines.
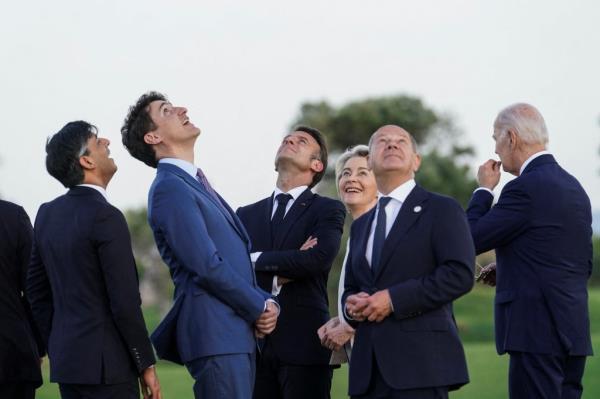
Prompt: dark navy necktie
<box><xmin>371</xmin><ymin>196</ymin><xmax>392</xmax><ymax>275</ymax></box>
<box><xmin>271</xmin><ymin>193</ymin><xmax>293</xmax><ymax>239</ymax></box>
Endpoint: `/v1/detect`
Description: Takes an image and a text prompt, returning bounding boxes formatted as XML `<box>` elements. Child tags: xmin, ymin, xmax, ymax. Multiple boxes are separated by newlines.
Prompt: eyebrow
<box><xmin>158</xmin><ymin>101</ymin><xmax>172</xmax><ymax>112</ymax></box>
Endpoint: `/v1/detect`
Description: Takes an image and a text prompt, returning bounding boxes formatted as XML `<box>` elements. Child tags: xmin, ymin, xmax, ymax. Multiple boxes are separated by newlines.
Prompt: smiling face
<box><xmin>145</xmin><ymin>100</ymin><xmax>200</xmax><ymax>147</ymax></box>
<box><xmin>80</xmin><ymin>134</ymin><xmax>117</xmax><ymax>185</ymax></box>
<box><xmin>368</xmin><ymin>126</ymin><xmax>421</xmax><ymax>180</ymax></box>
<box><xmin>337</xmin><ymin>155</ymin><xmax>377</xmax><ymax>216</ymax></box>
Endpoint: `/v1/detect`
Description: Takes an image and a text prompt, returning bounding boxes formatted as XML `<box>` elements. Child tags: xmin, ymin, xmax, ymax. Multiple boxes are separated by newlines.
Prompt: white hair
<box><xmin>494</xmin><ymin>103</ymin><xmax>548</xmax><ymax>146</ymax></box>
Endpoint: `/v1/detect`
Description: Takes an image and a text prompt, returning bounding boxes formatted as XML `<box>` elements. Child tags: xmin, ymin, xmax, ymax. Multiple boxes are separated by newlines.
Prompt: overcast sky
<box><xmin>1</xmin><ymin>0</ymin><xmax>599</xmax><ymax>220</ymax></box>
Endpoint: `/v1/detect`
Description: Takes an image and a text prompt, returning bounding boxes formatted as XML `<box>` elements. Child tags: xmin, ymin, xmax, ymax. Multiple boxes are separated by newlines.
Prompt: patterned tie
<box><xmin>371</xmin><ymin>196</ymin><xmax>392</xmax><ymax>275</ymax></box>
<box><xmin>271</xmin><ymin>193</ymin><xmax>293</xmax><ymax>238</ymax></box>
<box><xmin>195</xmin><ymin>168</ymin><xmax>233</xmax><ymax>223</ymax></box>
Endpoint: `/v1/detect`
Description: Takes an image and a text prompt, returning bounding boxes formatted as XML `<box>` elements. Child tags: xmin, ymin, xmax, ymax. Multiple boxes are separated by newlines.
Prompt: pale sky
<box><xmin>1</xmin><ymin>0</ymin><xmax>599</xmax><ymax>220</ymax></box>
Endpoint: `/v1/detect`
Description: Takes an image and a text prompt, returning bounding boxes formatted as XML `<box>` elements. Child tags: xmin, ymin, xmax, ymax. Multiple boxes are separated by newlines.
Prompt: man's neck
<box><xmin>515</xmin><ymin>145</ymin><xmax>546</xmax><ymax>175</ymax></box>
<box><xmin>276</xmin><ymin>169</ymin><xmax>312</xmax><ymax>192</ymax></box>
<box><xmin>376</xmin><ymin>173</ymin><xmax>413</xmax><ymax>195</ymax></box>
<box><xmin>82</xmin><ymin>174</ymin><xmax>110</xmax><ymax>190</ymax></box>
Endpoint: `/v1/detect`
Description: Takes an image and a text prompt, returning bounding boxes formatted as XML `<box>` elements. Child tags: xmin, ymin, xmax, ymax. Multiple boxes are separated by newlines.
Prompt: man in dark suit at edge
<box><xmin>26</xmin><ymin>121</ymin><xmax>161</xmax><ymax>399</ymax></box>
<box><xmin>0</xmin><ymin>200</ymin><xmax>43</xmax><ymax>399</ymax></box>
<box><xmin>343</xmin><ymin>125</ymin><xmax>475</xmax><ymax>399</ymax></box>
<box><xmin>467</xmin><ymin>103</ymin><xmax>593</xmax><ymax>399</ymax></box>
<box><xmin>237</xmin><ymin>126</ymin><xmax>346</xmax><ymax>399</ymax></box>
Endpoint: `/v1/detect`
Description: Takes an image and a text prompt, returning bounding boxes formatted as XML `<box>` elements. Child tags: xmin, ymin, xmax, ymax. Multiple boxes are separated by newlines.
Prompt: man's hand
<box><xmin>477</xmin><ymin>159</ymin><xmax>502</xmax><ymax>190</ymax></box>
<box><xmin>140</xmin><ymin>366</ymin><xmax>161</xmax><ymax>399</ymax></box>
<box><xmin>476</xmin><ymin>262</ymin><xmax>497</xmax><ymax>286</ymax></box>
<box><xmin>317</xmin><ymin>316</ymin><xmax>339</xmax><ymax>342</ymax></box>
<box><xmin>321</xmin><ymin>319</ymin><xmax>355</xmax><ymax>351</ymax></box>
<box><xmin>345</xmin><ymin>292</ymin><xmax>370</xmax><ymax>321</ymax></box>
<box><xmin>276</xmin><ymin>276</ymin><xmax>293</xmax><ymax>285</ymax></box>
<box><xmin>300</xmin><ymin>236</ymin><xmax>317</xmax><ymax>251</ymax></box>
<box><xmin>256</xmin><ymin>300</ymin><xmax>278</xmax><ymax>336</ymax></box>
<box><xmin>362</xmin><ymin>289</ymin><xmax>393</xmax><ymax>322</ymax></box>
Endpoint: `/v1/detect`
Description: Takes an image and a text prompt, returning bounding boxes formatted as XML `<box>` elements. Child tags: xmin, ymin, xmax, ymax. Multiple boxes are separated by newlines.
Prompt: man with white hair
<box><xmin>467</xmin><ymin>103</ymin><xmax>593</xmax><ymax>398</ymax></box>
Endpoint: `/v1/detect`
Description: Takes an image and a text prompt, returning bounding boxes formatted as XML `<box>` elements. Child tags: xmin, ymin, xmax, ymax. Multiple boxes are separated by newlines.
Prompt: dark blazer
<box><xmin>467</xmin><ymin>154</ymin><xmax>593</xmax><ymax>356</ymax></box>
<box><xmin>148</xmin><ymin>163</ymin><xmax>270</xmax><ymax>365</ymax></box>
<box><xmin>26</xmin><ymin>186</ymin><xmax>155</xmax><ymax>384</ymax></box>
<box><xmin>237</xmin><ymin>189</ymin><xmax>345</xmax><ymax>365</ymax></box>
<box><xmin>0</xmin><ymin>201</ymin><xmax>43</xmax><ymax>387</ymax></box>
<box><xmin>342</xmin><ymin>185</ymin><xmax>474</xmax><ymax>396</ymax></box>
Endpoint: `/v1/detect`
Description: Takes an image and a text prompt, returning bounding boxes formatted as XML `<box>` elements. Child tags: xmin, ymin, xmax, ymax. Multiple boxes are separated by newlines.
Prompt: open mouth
<box><xmin>344</xmin><ymin>187</ymin><xmax>362</xmax><ymax>194</ymax></box>
<box><xmin>182</xmin><ymin>118</ymin><xmax>190</xmax><ymax>125</ymax></box>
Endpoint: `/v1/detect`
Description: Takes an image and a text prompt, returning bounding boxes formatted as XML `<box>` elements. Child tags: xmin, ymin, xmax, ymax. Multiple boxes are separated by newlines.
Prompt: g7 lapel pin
<box><xmin>413</xmin><ymin>205</ymin><xmax>422</xmax><ymax>213</ymax></box>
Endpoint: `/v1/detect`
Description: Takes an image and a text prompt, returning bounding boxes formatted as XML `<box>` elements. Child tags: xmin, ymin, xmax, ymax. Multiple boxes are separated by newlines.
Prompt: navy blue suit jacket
<box><xmin>148</xmin><ymin>163</ymin><xmax>270</xmax><ymax>365</ymax></box>
<box><xmin>467</xmin><ymin>154</ymin><xmax>593</xmax><ymax>356</ymax></box>
<box><xmin>342</xmin><ymin>185</ymin><xmax>474</xmax><ymax>395</ymax></box>
<box><xmin>26</xmin><ymin>187</ymin><xmax>155</xmax><ymax>384</ymax></box>
<box><xmin>237</xmin><ymin>189</ymin><xmax>345</xmax><ymax>365</ymax></box>
<box><xmin>0</xmin><ymin>201</ymin><xmax>43</xmax><ymax>386</ymax></box>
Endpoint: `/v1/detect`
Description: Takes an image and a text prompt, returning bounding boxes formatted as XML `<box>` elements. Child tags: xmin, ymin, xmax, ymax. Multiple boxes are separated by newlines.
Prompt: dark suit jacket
<box><xmin>26</xmin><ymin>186</ymin><xmax>155</xmax><ymax>384</ymax></box>
<box><xmin>0</xmin><ymin>201</ymin><xmax>43</xmax><ymax>386</ymax></box>
<box><xmin>148</xmin><ymin>163</ymin><xmax>270</xmax><ymax>365</ymax></box>
<box><xmin>237</xmin><ymin>189</ymin><xmax>345</xmax><ymax>365</ymax></box>
<box><xmin>342</xmin><ymin>185</ymin><xmax>474</xmax><ymax>395</ymax></box>
<box><xmin>467</xmin><ymin>154</ymin><xmax>593</xmax><ymax>356</ymax></box>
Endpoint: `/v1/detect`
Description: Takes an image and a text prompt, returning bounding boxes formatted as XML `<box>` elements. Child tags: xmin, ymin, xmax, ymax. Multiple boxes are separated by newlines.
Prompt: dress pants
<box><xmin>0</xmin><ymin>383</ymin><xmax>36</xmax><ymax>399</ymax></box>
<box><xmin>186</xmin><ymin>353</ymin><xmax>255</xmax><ymax>399</ymax></box>
<box><xmin>508</xmin><ymin>351</ymin><xmax>587</xmax><ymax>399</ymax></box>
<box><xmin>352</xmin><ymin>354</ymin><xmax>448</xmax><ymax>399</ymax></box>
<box><xmin>253</xmin><ymin>340</ymin><xmax>333</xmax><ymax>399</ymax></box>
<box><xmin>58</xmin><ymin>379</ymin><xmax>139</xmax><ymax>399</ymax></box>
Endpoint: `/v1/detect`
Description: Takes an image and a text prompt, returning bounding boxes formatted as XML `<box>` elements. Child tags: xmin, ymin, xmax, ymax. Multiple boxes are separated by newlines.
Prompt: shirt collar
<box><xmin>378</xmin><ymin>179</ymin><xmax>416</xmax><ymax>204</ymax></box>
<box><xmin>273</xmin><ymin>185</ymin><xmax>309</xmax><ymax>201</ymax></box>
<box><xmin>77</xmin><ymin>184</ymin><xmax>108</xmax><ymax>201</ymax></box>
<box><xmin>159</xmin><ymin>158</ymin><xmax>197</xmax><ymax>179</ymax></box>
<box><xmin>519</xmin><ymin>150</ymin><xmax>551</xmax><ymax>175</ymax></box>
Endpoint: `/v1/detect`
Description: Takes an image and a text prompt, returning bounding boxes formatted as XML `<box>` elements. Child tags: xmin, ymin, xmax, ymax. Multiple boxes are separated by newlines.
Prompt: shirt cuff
<box><xmin>474</xmin><ymin>187</ymin><xmax>494</xmax><ymax>196</ymax></box>
<box><xmin>265</xmin><ymin>298</ymin><xmax>281</xmax><ymax>315</ymax></box>
<box><xmin>250</xmin><ymin>252</ymin><xmax>262</xmax><ymax>264</ymax></box>
<box><xmin>271</xmin><ymin>276</ymin><xmax>282</xmax><ymax>296</ymax></box>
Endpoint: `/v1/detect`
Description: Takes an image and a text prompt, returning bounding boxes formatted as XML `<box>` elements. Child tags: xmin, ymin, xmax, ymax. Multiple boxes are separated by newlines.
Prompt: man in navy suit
<box><xmin>237</xmin><ymin>126</ymin><xmax>345</xmax><ymax>399</ymax></box>
<box><xmin>27</xmin><ymin>121</ymin><xmax>161</xmax><ymax>399</ymax></box>
<box><xmin>466</xmin><ymin>103</ymin><xmax>593</xmax><ymax>399</ymax></box>
<box><xmin>342</xmin><ymin>125</ymin><xmax>474</xmax><ymax>399</ymax></box>
<box><xmin>121</xmin><ymin>92</ymin><xmax>278</xmax><ymax>399</ymax></box>
<box><xmin>0</xmin><ymin>201</ymin><xmax>43</xmax><ymax>399</ymax></box>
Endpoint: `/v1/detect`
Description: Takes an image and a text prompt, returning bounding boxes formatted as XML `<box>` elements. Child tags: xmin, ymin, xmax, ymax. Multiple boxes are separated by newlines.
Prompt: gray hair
<box><xmin>494</xmin><ymin>103</ymin><xmax>549</xmax><ymax>146</ymax></box>
<box><xmin>335</xmin><ymin>145</ymin><xmax>370</xmax><ymax>183</ymax></box>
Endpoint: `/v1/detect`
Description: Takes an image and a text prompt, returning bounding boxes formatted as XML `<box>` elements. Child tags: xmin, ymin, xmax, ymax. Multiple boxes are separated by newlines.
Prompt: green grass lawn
<box><xmin>35</xmin><ymin>286</ymin><xmax>600</xmax><ymax>398</ymax></box>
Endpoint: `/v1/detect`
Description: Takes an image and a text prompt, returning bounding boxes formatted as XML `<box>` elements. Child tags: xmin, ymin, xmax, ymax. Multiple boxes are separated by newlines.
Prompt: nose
<box><xmin>100</xmin><ymin>137</ymin><xmax>110</xmax><ymax>146</ymax></box>
<box><xmin>387</xmin><ymin>141</ymin><xmax>398</xmax><ymax>149</ymax></box>
<box><xmin>283</xmin><ymin>137</ymin><xmax>296</xmax><ymax>145</ymax></box>
<box><xmin>176</xmin><ymin>106</ymin><xmax>188</xmax><ymax>115</ymax></box>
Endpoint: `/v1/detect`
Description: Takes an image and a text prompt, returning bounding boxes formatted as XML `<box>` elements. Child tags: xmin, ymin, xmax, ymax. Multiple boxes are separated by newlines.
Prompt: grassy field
<box><xmin>36</xmin><ymin>286</ymin><xmax>600</xmax><ymax>398</ymax></box>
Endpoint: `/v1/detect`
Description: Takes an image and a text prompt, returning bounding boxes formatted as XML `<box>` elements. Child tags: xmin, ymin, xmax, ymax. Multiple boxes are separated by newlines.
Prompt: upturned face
<box><xmin>146</xmin><ymin>100</ymin><xmax>200</xmax><ymax>146</ymax></box>
<box><xmin>274</xmin><ymin>131</ymin><xmax>323</xmax><ymax>173</ymax></box>
<box><xmin>368</xmin><ymin>126</ymin><xmax>420</xmax><ymax>179</ymax></box>
<box><xmin>82</xmin><ymin>134</ymin><xmax>117</xmax><ymax>181</ymax></box>
<box><xmin>338</xmin><ymin>156</ymin><xmax>377</xmax><ymax>210</ymax></box>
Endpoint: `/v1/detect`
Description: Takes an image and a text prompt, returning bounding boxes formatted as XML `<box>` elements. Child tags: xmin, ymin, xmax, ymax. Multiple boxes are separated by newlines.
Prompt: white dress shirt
<box><xmin>251</xmin><ymin>185</ymin><xmax>309</xmax><ymax>295</ymax></box>
<box><xmin>159</xmin><ymin>157</ymin><xmax>198</xmax><ymax>178</ymax></box>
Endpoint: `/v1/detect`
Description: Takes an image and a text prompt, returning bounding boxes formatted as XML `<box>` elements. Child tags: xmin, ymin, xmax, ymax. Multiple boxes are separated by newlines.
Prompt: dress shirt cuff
<box><xmin>265</xmin><ymin>299</ymin><xmax>281</xmax><ymax>315</ymax></box>
<box><xmin>474</xmin><ymin>187</ymin><xmax>494</xmax><ymax>196</ymax></box>
<box><xmin>250</xmin><ymin>252</ymin><xmax>262</xmax><ymax>264</ymax></box>
<box><xmin>343</xmin><ymin>303</ymin><xmax>355</xmax><ymax>321</ymax></box>
<box><xmin>271</xmin><ymin>276</ymin><xmax>282</xmax><ymax>296</ymax></box>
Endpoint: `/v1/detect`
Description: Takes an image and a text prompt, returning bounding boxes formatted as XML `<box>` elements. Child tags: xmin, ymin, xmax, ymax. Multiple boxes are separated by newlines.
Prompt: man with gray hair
<box><xmin>467</xmin><ymin>103</ymin><xmax>593</xmax><ymax>398</ymax></box>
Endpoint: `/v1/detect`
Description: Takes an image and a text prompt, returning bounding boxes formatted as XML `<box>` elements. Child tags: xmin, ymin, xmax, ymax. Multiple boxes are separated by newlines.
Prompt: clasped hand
<box><xmin>255</xmin><ymin>300</ymin><xmax>279</xmax><ymax>338</ymax></box>
<box><xmin>345</xmin><ymin>290</ymin><xmax>392</xmax><ymax>323</ymax></box>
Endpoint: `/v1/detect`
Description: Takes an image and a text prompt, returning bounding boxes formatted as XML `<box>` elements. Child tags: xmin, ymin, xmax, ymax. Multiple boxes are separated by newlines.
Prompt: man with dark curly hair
<box><xmin>121</xmin><ymin>92</ymin><xmax>279</xmax><ymax>399</ymax></box>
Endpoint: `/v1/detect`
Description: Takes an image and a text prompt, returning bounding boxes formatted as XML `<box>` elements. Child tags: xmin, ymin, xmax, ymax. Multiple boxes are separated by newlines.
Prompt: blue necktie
<box><xmin>371</xmin><ymin>196</ymin><xmax>392</xmax><ymax>275</ymax></box>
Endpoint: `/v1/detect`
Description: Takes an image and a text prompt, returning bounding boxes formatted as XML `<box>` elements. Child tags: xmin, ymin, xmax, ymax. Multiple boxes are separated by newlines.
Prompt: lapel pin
<box><xmin>413</xmin><ymin>205</ymin><xmax>422</xmax><ymax>213</ymax></box>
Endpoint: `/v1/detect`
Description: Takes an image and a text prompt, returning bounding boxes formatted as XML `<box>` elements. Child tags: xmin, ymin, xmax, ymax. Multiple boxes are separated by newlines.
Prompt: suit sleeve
<box><xmin>26</xmin><ymin>207</ymin><xmax>53</xmax><ymax>351</ymax></box>
<box><xmin>16</xmin><ymin>207</ymin><xmax>45</xmax><ymax>357</ymax></box>
<box><xmin>92</xmin><ymin>205</ymin><xmax>155</xmax><ymax>373</ymax></box>
<box><xmin>341</xmin><ymin>233</ymin><xmax>360</xmax><ymax>328</ymax></box>
<box><xmin>152</xmin><ymin>180</ymin><xmax>267</xmax><ymax>324</ymax></box>
<box><xmin>466</xmin><ymin>180</ymin><xmax>531</xmax><ymax>254</ymax></box>
<box><xmin>254</xmin><ymin>201</ymin><xmax>345</xmax><ymax>280</ymax></box>
<box><xmin>388</xmin><ymin>199</ymin><xmax>475</xmax><ymax>319</ymax></box>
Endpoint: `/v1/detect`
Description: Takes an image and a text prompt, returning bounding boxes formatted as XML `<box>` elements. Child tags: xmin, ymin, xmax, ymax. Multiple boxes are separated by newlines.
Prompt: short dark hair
<box><xmin>293</xmin><ymin>125</ymin><xmax>328</xmax><ymax>188</ymax></box>
<box><xmin>46</xmin><ymin>121</ymin><xmax>97</xmax><ymax>188</ymax></box>
<box><xmin>121</xmin><ymin>91</ymin><xmax>167</xmax><ymax>168</ymax></box>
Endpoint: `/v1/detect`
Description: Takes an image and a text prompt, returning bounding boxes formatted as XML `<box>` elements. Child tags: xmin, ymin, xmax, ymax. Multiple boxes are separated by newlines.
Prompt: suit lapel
<box><xmin>158</xmin><ymin>164</ymin><xmax>245</xmax><ymax>239</ymax></box>
<box><xmin>272</xmin><ymin>189</ymin><xmax>313</xmax><ymax>249</ymax></box>
<box><xmin>357</xmin><ymin>209</ymin><xmax>376</xmax><ymax>283</ymax></box>
<box><xmin>375</xmin><ymin>185</ymin><xmax>428</xmax><ymax>280</ymax></box>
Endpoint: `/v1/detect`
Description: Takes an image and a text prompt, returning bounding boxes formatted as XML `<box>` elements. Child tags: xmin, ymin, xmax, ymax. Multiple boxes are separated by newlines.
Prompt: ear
<box><xmin>508</xmin><ymin>130</ymin><xmax>518</xmax><ymax>150</ymax></box>
<box><xmin>412</xmin><ymin>153</ymin><xmax>422</xmax><ymax>173</ymax></box>
<box><xmin>79</xmin><ymin>155</ymin><xmax>95</xmax><ymax>171</ymax></box>
<box><xmin>144</xmin><ymin>131</ymin><xmax>162</xmax><ymax>145</ymax></box>
<box><xmin>310</xmin><ymin>159</ymin><xmax>324</xmax><ymax>173</ymax></box>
